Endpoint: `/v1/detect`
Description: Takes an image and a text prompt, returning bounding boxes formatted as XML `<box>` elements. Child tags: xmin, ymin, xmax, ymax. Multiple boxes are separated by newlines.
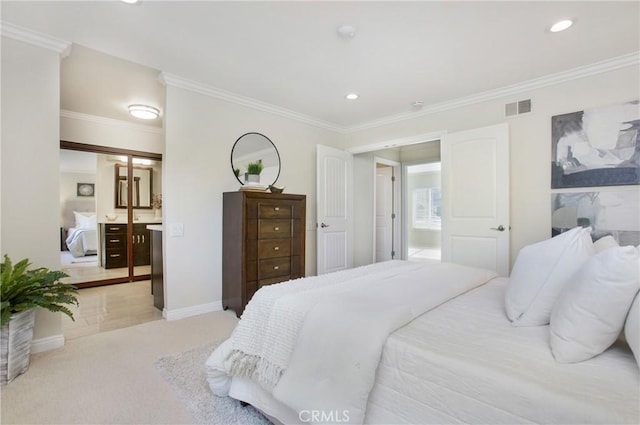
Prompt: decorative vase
<box><xmin>154</xmin><ymin>208</ymin><xmax>162</xmax><ymax>219</ymax></box>
<box><xmin>245</xmin><ymin>173</ymin><xmax>260</xmax><ymax>184</ymax></box>
<box><xmin>0</xmin><ymin>309</ymin><xmax>36</xmax><ymax>386</ymax></box>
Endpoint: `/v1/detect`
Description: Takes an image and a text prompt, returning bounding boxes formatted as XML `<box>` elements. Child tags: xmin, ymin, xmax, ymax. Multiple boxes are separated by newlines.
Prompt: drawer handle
<box><xmin>109</xmin><ymin>239</ymin><xmax>120</xmax><ymax>243</ymax></box>
<box><xmin>110</xmin><ymin>254</ymin><xmax>120</xmax><ymax>258</ymax></box>
<box><xmin>274</xmin><ymin>266</ymin><xmax>279</xmax><ymax>270</ymax></box>
<box><xmin>274</xmin><ymin>227</ymin><xmax>280</xmax><ymax>231</ymax></box>
<box><xmin>274</xmin><ymin>207</ymin><xmax>280</xmax><ymax>211</ymax></box>
<box><xmin>274</xmin><ymin>246</ymin><xmax>280</xmax><ymax>251</ymax></box>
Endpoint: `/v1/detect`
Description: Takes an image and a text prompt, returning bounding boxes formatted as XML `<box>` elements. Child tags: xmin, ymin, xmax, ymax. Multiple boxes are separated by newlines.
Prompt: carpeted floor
<box><xmin>0</xmin><ymin>310</ymin><xmax>240</xmax><ymax>424</ymax></box>
<box><xmin>155</xmin><ymin>342</ymin><xmax>271</xmax><ymax>425</ymax></box>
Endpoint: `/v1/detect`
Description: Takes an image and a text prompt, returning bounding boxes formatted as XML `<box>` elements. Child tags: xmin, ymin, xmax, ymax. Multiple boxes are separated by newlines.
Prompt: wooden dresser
<box><xmin>223</xmin><ymin>191</ymin><xmax>306</xmax><ymax>316</ymax></box>
<box><xmin>100</xmin><ymin>223</ymin><xmax>152</xmax><ymax>269</ymax></box>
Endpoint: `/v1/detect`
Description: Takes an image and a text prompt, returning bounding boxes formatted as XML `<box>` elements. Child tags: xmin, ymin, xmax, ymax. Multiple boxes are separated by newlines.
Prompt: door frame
<box><xmin>372</xmin><ymin>157</ymin><xmax>401</xmax><ymax>263</ymax></box>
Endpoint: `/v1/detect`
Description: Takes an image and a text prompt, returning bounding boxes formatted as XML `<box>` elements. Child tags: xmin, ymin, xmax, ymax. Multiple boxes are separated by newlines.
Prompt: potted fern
<box><xmin>244</xmin><ymin>161</ymin><xmax>264</xmax><ymax>184</ymax></box>
<box><xmin>0</xmin><ymin>255</ymin><xmax>78</xmax><ymax>385</ymax></box>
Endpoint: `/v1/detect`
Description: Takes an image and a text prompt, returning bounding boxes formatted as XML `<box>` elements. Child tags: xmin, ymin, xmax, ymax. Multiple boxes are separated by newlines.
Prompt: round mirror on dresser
<box><xmin>230</xmin><ymin>132</ymin><xmax>281</xmax><ymax>186</ymax></box>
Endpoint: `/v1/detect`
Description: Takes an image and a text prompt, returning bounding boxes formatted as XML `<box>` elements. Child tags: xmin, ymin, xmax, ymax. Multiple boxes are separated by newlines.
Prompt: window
<box><xmin>412</xmin><ymin>187</ymin><xmax>441</xmax><ymax>229</ymax></box>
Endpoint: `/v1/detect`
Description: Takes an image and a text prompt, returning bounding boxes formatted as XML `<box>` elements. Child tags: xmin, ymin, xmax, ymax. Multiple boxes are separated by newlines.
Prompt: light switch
<box><xmin>169</xmin><ymin>223</ymin><xmax>184</xmax><ymax>237</ymax></box>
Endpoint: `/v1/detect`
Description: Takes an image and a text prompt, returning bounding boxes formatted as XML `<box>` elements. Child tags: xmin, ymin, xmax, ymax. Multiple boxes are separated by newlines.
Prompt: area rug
<box><xmin>155</xmin><ymin>341</ymin><xmax>271</xmax><ymax>425</ymax></box>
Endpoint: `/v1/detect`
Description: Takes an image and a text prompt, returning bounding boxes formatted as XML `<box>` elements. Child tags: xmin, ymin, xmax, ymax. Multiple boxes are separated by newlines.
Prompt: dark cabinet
<box><xmin>100</xmin><ymin>223</ymin><xmax>152</xmax><ymax>269</ymax></box>
<box><xmin>101</xmin><ymin>223</ymin><xmax>127</xmax><ymax>269</ymax></box>
<box><xmin>223</xmin><ymin>191</ymin><xmax>306</xmax><ymax>316</ymax></box>
<box><xmin>150</xmin><ymin>229</ymin><xmax>164</xmax><ymax>310</ymax></box>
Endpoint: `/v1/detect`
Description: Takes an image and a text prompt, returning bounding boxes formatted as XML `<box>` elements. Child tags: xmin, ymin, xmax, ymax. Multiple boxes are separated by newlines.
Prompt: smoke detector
<box><xmin>337</xmin><ymin>25</ymin><xmax>357</xmax><ymax>39</ymax></box>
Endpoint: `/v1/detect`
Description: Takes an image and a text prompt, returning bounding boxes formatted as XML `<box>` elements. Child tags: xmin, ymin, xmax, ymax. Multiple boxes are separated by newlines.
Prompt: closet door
<box><xmin>59</xmin><ymin>149</ymin><xmax>129</xmax><ymax>286</ymax></box>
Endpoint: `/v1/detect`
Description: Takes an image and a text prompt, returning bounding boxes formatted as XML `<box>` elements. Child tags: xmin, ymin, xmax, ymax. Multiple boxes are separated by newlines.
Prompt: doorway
<box><xmin>373</xmin><ymin>158</ymin><xmax>401</xmax><ymax>263</ymax></box>
<box><xmin>404</xmin><ymin>162</ymin><xmax>442</xmax><ymax>262</ymax></box>
<box><xmin>59</xmin><ymin>141</ymin><xmax>163</xmax><ymax>339</ymax></box>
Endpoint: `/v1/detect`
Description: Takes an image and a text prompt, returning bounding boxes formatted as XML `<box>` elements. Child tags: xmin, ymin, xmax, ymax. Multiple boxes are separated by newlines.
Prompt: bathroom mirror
<box><xmin>114</xmin><ymin>164</ymin><xmax>153</xmax><ymax>209</ymax></box>
<box><xmin>231</xmin><ymin>132</ymin><xmax>281</xmax><ymax>186</ymax></box>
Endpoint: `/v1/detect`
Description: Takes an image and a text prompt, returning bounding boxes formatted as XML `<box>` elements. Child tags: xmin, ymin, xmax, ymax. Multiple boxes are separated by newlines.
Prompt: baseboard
<box><xmin>162</xmin><ymin>301</ymin><xmax>223</xmax><ymax>321</ymax></box>
<box><xmin>31</xmin><ymin>334</ymin><xmax>65</xmax><ymax>354</ymax></box>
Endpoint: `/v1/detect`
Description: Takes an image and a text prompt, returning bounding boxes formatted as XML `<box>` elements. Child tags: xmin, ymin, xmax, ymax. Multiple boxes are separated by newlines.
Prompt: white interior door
<box><xmin>317</xmin><ymin>145</ymin><xmax>353</xmax><ymax>275</ymax></box>
<box><xmin>375</xmin><ymin>166</ymin><xmax>393</xmax><ymax>262</ymax></box>
<box><xmin>441</xmin><ymin>123</ymin><xmax>510</xmax><ymax>276</ymax></box>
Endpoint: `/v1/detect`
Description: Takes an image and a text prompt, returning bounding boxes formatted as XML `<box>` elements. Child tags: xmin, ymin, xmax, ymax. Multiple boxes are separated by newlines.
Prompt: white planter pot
<box><xmin>245</xmin><ymin>173</ymin><xmax>260</xmax><ymax>184</ymax></box>
<box><xmin>0</xmin><ymin>309</ymin><xmax>36</xmax><ymax>385</ymax></box>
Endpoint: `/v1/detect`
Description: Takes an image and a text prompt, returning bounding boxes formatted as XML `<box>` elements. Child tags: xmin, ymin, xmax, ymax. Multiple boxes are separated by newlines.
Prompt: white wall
<box><xmin>163</xmin><ymin>85</ymin><xmax>345</xmax><ymax>315</ymax></box>
<box><xmin>345</xmin><ymin>65</ymin><xmax>640</xmax><ymax>266</ymax></box>
<box><xmin>1</xmin><ymin>37</ymin><xmax>63</xmax><ymax>341</ymax></box>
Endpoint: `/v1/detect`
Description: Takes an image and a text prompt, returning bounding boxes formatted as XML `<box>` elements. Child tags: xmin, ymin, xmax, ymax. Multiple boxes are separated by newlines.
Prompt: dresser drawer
<box><xmin>105</xmin><ymin>251</ymin><xmax>127</xmax><ymax>268</ymax></box>
<box><xmin>105</xmin><ymin>235</ymin><xmax>126</xmax><ymax>249</ymax></box>
<box><xmin>258</xmin><ymin>219</ymin><xmax>291</xmax><ymax>239</ymax></box>
<box><xmin>258</xmin><ymin>203</ymin><xmax>292</xmax><ymax>219</ymax></box>
<box><xmin>104</xmin><ymin>224</ymin><xmax>126</xmax><ymax>234</ymax></box>
<box><xmin>259</xmin><ymin>257</ymin><xmax>291</xmax><ymax>279</ymax></box>
<box><xmin>259</xmin><ymin>239</ymin><xmax>291</xmax><ymax>259</ymax></box>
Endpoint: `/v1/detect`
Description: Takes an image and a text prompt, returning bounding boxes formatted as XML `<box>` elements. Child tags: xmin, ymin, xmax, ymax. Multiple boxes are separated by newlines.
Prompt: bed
<box><xmin>63</xmin><ymin>207</ymin><xmax>98</xmax><ymax>258</ymax></box>
<box><xmin>207</xmin><ymin>228</ymin><xmax>640</xmax><ymax>424</ymax></box>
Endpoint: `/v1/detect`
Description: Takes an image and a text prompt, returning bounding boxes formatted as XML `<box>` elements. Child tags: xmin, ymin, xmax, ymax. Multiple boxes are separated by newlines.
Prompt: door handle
<box><xmin>320</xmin><ymin>223</ymin><xmax>330</xmax><ymax>228</ymax></box>
<box><xmin>490</xmin><ymin>225</ymin><xmax>506</xmax><ymax>232</ymax></box>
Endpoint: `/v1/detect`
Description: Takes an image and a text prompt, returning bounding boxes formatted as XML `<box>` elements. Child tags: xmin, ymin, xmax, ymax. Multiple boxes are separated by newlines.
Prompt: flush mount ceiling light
<box><xmin>550</xmin><ymin>19</ymin><xmax>573</xmax><ymax>33</ymax></box>
<box><xmin>128</xmin><ymin>104</ymin><xmax>159</xmax><ymax>119</ymax></box>
<box><xmin>345</xmin><ymin>93</ymin><xmax>359</xmax><ymax>100</ymax></box>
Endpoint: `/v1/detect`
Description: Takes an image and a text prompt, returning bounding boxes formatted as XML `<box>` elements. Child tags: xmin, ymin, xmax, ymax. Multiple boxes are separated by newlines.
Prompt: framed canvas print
<box><xmin>551</xmin><ymin>100</ymin><xmax>639</xmax><ymax>188</ymax></box>
<box><xmin>551</xmin><ymin>189</ymin><xmax>640</xmax><ymax>246</ymax></box>
<box><xmin>77</xmin><ymin>183</ymin><xmax>95</xmax><ymax>197</ymax></box>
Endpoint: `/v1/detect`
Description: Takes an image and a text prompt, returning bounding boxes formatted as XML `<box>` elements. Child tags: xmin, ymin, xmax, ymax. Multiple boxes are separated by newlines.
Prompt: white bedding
<box><xmin>209</xmin><ymin>276</ymin><xmax>639</xmax><ymax>424</ymax></box>
<box><xmin>367</xmin><ymin>278</ymin><xmax>639</xmax><ymax>424</ymax></box>
<box><xmin>65</xmin><ymin>227</ymin><xmax>98</xmax><ymax>258</ymax></box>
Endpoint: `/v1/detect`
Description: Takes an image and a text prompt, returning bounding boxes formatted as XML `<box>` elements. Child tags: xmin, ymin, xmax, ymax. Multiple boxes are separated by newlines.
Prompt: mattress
<box><xmin>227</xmin><ymin>277</ymin><xmax>639</xmax><ymax>424</ymax></box>
<box><xmin>367</xmin><ymin>277</ymin><xmax>639</xmax><ymax>424</ymax></box>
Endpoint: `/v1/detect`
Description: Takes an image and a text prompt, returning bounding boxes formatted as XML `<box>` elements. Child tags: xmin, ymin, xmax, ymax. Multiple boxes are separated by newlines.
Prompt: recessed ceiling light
<box><xmin>128</xmin><ymin>104</ymin><xmax>159</xmax><ymax>119</ymax></box>
<box><xmin>121</xmin><ymin>0</ymin><xmax>139</xmax><ymax>4</ymax></box>
<box><xmin>550</xmin><ymin>19</ymin><xmax>573</xmax><ymax>33</ymax></box>
<box><xmin>345</xmin><ymin>93</ymin><xmax>359</xmax><ymax>100</ymax></box>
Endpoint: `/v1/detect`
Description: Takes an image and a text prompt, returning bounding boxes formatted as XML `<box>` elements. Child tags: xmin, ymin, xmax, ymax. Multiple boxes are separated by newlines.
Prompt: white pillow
<box><xmin>505</xmin><ymin>226</ymin><xmax>594</xmax><ymax>326</ymax></box>
<box><xmin>625</xmin><ymin>293</ymin><xmax>640</xmax><ymax>367</ymax></box>
<box><xmin>73</xmin><ymin>211</ymin><xmax>96</xmax><ymax>229</ymax></box>
<box><xmin>550</xmin><ymin>246</ymin><xmax>640</xmax><ymax>363</ymax></box>
<box><xmin>593</xmin><ymin>235</ymin><xmax>619</xmax><ymax>253</ymax></box>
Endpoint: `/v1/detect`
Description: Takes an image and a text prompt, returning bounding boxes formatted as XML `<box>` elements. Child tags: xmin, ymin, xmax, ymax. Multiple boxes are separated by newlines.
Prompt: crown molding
<box><xmin>347</xmin><ymin>52</ymin><xmax>640</xmax><ymax>133</ymax></box>
<box><xmin>1</xmin><ymin>21</ymin><xmax>72</xmax><ymax>57</ymax></box>
<box><xmin>61</xmin><ymin>110</ymin><xmax>164</xmax><ymax>135</ymax></box>
<box><xmin>159</xmin><ymin>72</ymin><xmax>346</xmax><ymax>134</ymax></box>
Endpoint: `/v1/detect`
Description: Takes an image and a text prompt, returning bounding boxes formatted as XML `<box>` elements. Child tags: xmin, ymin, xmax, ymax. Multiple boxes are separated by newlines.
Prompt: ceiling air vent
<box><xmin>505</xmin><ymin>99</ymin><xmax>532</xmax><ymax>117</ymax></box>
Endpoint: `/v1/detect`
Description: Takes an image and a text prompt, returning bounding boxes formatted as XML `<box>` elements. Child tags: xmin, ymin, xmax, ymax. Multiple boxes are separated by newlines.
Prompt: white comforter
<box><xmin>65</xmin><ymin>227</ymin><xmax>98</xmax><ymax>258</ymax></box>
<box><xmin>209</xmin><ymin>261</ymin><xmax>497</xmax><ymax>424</ymax></box>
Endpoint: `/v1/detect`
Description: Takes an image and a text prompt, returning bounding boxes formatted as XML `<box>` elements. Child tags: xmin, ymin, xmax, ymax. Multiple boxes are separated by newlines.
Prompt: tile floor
<box><xmin>62</xmin><ymin>280</ymin><xmax>162</xmax><ymax>341</ymax></box>
<box><xmin>408</xmin><ymin>247</ymin><xmax>441</xmax><ymax>261</ymax></box>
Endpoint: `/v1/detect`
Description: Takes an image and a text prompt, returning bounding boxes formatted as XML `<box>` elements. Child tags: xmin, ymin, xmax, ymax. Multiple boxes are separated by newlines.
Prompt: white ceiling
<box><xmin>3</xmin><ymin>1</ymin><xmax>639</xmax><ymax>130</ymax></box>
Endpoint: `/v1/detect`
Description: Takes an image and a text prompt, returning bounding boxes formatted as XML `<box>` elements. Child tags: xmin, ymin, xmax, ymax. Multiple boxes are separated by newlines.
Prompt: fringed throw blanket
<box><xmin>223</xmin><ymin>261</ymin><xmax>497</xmax><ymax>424</ymax></box>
